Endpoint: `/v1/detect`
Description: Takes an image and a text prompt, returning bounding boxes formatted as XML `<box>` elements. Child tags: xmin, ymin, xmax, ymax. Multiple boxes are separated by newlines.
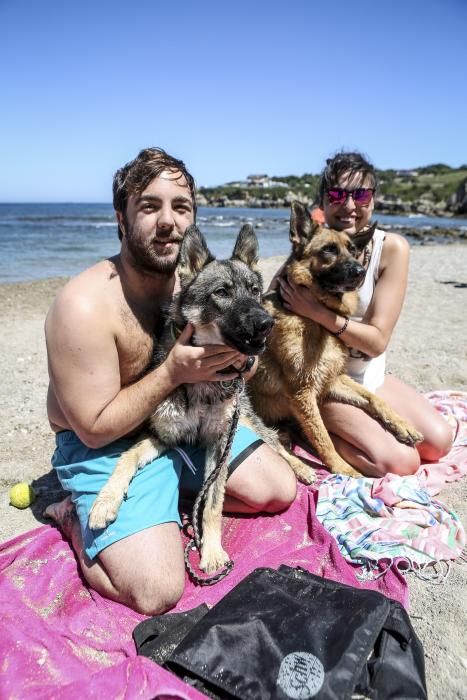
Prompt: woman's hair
<box><xmin>112</xmin><ymin>147</ymin><xmax>197</xmax><ymax>240</ymax></box>
<box><xmin>318</xmin><ymin>151</ymin><xmax>378</xmax><ymax>207</ymax></box>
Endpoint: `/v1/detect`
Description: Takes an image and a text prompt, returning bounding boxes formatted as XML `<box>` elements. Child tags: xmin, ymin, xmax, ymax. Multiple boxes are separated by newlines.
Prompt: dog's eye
<box><xmin>251</xmin><ymin>285</ymin><xmax>260</xmax><ymax>296</ymax></box>
<box><xmin>348</xmin><ymin>243</ymin><xmax>357</xmax><ymax>256</ymax></box>
<box><xmin>321</xmin><ymin>244</ymin><xmax>339</xmax><ymax>256</ymax></box>
<box><xmin>214</xmin><ymin>287</ymin><xmax>229</xmax><ymax>297</ymax></box>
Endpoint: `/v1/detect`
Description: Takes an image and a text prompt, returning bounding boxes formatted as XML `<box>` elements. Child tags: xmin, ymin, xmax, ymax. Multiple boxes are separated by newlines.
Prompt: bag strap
<box><xmin>383</xmin><ymin>601</ymin><xmax>413</xmax><ymax>649</ymax></box>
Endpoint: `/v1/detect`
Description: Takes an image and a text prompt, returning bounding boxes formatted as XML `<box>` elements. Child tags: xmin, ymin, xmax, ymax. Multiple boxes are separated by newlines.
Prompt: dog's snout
<box><xmin>257</xmin><ymin>315</ymin><xmax>275</xmax><ymax>334</ymax></box>
<box><xmin>220</xmin><ymin>298</ymin><xmax>274</xmax><ymax>354</ymax></box>
<box><xmin>349</xmin><ymin>263</ymin><xmax>365</xmax><ymax>280</ymax></box>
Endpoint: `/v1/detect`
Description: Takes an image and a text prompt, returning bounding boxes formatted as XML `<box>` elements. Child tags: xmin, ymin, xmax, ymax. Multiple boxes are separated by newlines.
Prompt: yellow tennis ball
<box><xmin>9</xmin><ymin>482</ymin><xmax>36</xmax><ymax>509</ymax></box>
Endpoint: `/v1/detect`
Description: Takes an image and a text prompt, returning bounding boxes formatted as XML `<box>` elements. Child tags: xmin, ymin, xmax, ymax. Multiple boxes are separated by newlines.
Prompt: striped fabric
<box><xmin>315</xmin><ymin>391</ymin><xmax>467</xmax><ymax>573</ymax></box>
<box><xmin>316</xmin><ymin>473</ymin><xmax>465</xmax><ymax>570</ymax></box>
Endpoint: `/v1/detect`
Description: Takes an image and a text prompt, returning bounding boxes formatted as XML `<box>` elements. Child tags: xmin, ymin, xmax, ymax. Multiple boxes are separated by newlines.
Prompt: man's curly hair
<box><xmin>112</xmin><ymin>147</ymin><xmax>196</xmax><ymax>240</ymax></box>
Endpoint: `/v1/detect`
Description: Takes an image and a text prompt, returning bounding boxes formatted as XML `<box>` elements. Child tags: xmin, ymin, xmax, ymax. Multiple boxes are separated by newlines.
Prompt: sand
<box><xmin>0</xmin><ymin>245</ymin><xmax>466</xmax><ymax>697</ymax></box>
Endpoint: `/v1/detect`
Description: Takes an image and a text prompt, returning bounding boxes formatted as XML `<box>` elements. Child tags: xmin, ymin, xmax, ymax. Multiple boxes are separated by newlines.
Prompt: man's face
<box><xmin>120</xmin><ymin>170</ymin><xmax>195</xmax><ymax>275</ymax></box>
<box><xmin>322</xmin><ymin>171</ymin><xmax>375</xmax><ymax>236</ymax></box>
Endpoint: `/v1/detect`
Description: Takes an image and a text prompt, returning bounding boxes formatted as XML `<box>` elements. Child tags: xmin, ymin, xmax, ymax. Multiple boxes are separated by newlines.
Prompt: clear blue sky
<box><xmin>1</xmin><ymin>0</ymin><xmax>466</xmax><ymax>202</ymax></box>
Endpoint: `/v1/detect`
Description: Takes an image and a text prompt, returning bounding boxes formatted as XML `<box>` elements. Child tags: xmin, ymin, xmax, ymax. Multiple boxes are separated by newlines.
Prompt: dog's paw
<box><xmin>88</xmin><ymin>491</ymin><xmax>122</xmax><ymax>530</ymax></box>
<box><xmin>338</xmin><ymin>464</ymin><xmax>362</xmax><ymax>479</ymax></box>
<box><xmin>397</xmin><ymin>423</ymin><xmax>424</xmax><ymax>446</ymax></box>
<box><xmin>199</xmin><ymin>545</ymin><xmax>231</xmax><ymax>574</ymax></box>
<box><xmin>296</xmin><ymin>468</ymin><xmax>317</xmax><ymax>486</ymax></box>
<box><xmin>328</xmin><ymin>455</ymin><xmax>362</xmax><ymax>479</ymax></box>
<box><xmin>289</xmin><ymin>456</ymin><xmax>317</xmax><ymax>485</ymax></box>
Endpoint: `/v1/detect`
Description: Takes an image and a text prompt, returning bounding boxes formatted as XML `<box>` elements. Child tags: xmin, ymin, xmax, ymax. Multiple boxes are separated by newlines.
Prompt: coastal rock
<box><xmin>450</xmin><ymin>177</ymin><xmax>467</xmax><ymax>215</ymax></box>
<box><xmin>375</xmin><ymin>196</ymin><xmax>411</xmax><ymax>214</ymax></box>
<box><xmin>378</xmin><ymin>224</ymin><xmax>466</xmax><ymax>243</ymax></box>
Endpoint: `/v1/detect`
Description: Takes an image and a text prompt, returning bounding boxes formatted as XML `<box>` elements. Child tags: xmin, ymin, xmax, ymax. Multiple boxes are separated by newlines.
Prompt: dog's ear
<box><xmin>352</xmin><ymin>222</ymin><xmax>378</xmax><ymax>253</ymax></box>
<box><xmin>289</xmin><ymin>200</ymin><xmax>321</xmax><ymax>253</ymax></box>
<box><xmin>178</xmin><ymin>225</ymin><xmax>215</xmax><ymax>285</ymax></box>
<box><xmin>231</xmin><ymin>224</ymin><xmax>259</xmax><ymax>270</ymax></box>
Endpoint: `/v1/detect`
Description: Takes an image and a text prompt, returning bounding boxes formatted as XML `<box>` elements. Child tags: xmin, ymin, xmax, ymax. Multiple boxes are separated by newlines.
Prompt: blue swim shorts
<box><xmin>52</xmin><ymin>427</ymin><xmax>263</xmax><ymax>560</ymax></box>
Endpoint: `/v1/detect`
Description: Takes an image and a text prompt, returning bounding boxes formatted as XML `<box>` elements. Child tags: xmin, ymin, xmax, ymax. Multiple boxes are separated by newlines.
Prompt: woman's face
<box><xmin>322</xmin><ymin>171</ymin><xmax>375</xmax><ymax>235</ymax></box>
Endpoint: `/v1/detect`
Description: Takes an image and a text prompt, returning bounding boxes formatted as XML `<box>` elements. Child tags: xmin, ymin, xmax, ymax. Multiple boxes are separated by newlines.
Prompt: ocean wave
<box><xmin>0</xmin><ymin>219</ymin><xmax>117</xmax><ymax>229</ymax></box>
<box><xmin>15</xmin><ymin>215</ymin><xmax>115</xmax><ymax>223</ymax></box>
<box><xmin>207</xmin><ymin>220</ymin><xmax>238</xmax><ymax>227</ymax></box>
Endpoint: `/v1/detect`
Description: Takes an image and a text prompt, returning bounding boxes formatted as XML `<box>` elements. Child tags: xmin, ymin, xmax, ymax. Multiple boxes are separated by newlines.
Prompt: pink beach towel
<box><xmin>0</xmin><ymin>391</ymin><xmax>465</xmax><ymax>698</ymax></box>
<box><xmin>0</xmin><ymin>489</ymin><xmax>407</xmax><ymax>698</ymax></box>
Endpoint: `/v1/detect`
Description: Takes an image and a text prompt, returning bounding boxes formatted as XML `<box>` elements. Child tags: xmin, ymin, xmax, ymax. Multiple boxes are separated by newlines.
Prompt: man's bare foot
<box><xmin>43</xmin><ymin>495</ymin><xmax>77</xmax><ymax>539</ymax></box>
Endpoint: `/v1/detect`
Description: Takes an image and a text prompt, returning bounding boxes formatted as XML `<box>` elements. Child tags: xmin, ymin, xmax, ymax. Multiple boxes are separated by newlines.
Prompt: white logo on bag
<box><xmin>277</xmin><ymin>652</ymin><xmax>325</xmax><ymax>699</ymax></box>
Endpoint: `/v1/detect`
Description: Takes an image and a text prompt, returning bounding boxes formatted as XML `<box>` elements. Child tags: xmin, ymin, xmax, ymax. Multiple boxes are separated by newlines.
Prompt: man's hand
<box><xmin>164</xmin><ymin>323</ymin><xmax>246</xmax><ymax>384</ymax></box>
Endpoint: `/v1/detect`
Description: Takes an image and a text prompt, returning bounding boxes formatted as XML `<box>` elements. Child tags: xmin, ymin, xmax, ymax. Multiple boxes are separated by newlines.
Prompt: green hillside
<box><xmin>198</xmin><ymin>165</ymin><xmax>467</xmax><ymax>216</ymax></box>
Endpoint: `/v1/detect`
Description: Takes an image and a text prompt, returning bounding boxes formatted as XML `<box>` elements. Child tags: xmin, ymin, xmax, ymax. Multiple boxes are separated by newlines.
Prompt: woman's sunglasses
<box><xmin>326</xmin><ymin>188</ymin><xmax>375</xmax><ymax>206</ymax></box>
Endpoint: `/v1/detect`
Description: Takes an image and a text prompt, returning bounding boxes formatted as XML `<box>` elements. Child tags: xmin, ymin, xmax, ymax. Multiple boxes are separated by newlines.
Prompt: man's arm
<box><xmin>46</xmin><ymin>288</ymin><xmax>243</xmax><ymax>448</ymax></box>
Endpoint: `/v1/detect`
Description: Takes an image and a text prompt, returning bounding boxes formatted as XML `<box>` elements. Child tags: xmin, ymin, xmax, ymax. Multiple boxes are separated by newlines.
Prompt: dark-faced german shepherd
<box><xmin>248</xmin><ymin>201</ymin><xmax>422</xmax><ymax>480</ymax></box>
<box><xmin>89</xmin><ymin>224</ymin><xmax>306</xmax><ymax>574</ymax></box>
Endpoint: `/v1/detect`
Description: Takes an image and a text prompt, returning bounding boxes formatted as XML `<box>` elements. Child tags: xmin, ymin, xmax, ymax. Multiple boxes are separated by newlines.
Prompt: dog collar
<box><xmin>220</xmin><ymin>376</ymin><xmax>244</xmax><ymax>394</ymax></box>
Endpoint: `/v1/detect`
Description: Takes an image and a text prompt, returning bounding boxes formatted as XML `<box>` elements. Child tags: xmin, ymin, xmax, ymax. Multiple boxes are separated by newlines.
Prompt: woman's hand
<box><xmin>277</xmin><ymin>277</ymin><xmax>325</xmax><ymax>320</ymax></box>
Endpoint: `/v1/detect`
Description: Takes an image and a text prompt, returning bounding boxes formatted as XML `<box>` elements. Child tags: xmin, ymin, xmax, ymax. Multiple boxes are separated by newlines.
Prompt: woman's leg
<box><xmin>376</xmin><ymin>375</ymin><xmax>453</xmax><ymax>461</ymax></box>
<box><xmin>320</xmin><ymin>399</ymin><xmax>421</xmax><ymax>478</ymax></box>
<box><xmin>320</xmin><ymin>375</ymin><xmax>453</xmax><ymax>477</ymax></box>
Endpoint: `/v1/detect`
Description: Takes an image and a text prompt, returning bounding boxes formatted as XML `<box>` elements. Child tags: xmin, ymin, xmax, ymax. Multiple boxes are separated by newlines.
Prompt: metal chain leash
<box><xmin>183</xmin><ymin>379</ymin><xmax>244</xmax><ymax>586</ymax></box>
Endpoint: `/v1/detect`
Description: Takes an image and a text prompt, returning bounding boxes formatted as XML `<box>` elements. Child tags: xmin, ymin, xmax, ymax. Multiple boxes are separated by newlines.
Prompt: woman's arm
<box><xmin>278</xmin><ymin>233</ymin><xmax>410</xmax><ymax>358</ymax></box>
<box><xmin>267</xmin><ymin>262</ymin><xmax>287</xmax><ymax>292</ymax></box>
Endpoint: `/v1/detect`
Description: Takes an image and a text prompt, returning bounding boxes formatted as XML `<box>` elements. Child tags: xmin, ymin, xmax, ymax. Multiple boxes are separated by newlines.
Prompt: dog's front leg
<box><xmin>290</xmin><ymin>392</ymin><xmax>361</xmax><ymax>478</ymax></box>
<box><xmin>198</xmin><ymin>442</ymin><xmax>231</xmax><ymax>574</ymax></box>
<box><xmin>89</xmin><ymin>436</ymin><xmax>166</xmax><ymax>530</ymax></box>
<box><xmin>275</xmin><ymin>442</ymin><xmax>317</xmax><ymax>485</ymax></box>
<box><xmin>325</xmin><ymin>375</ymin><xmax>423</xmax><ymax>445</ymax></box>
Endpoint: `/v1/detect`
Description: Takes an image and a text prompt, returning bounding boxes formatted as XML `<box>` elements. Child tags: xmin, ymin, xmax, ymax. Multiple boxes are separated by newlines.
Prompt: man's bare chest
<box><xmin>116</xmin><ymin>306</ymin><xmax>159</xmax><ymax>386</ymax></box>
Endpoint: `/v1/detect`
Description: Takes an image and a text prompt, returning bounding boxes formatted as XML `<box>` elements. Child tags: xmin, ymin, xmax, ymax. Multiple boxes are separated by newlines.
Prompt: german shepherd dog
<box><xmin>89</xmin><ymin>224</ymin><xmax>305</xmax><ymax>574</ymax></box>
<box><xmin>248</xmin><ymin>201</ymin><xmax>422</xmax><ymax>480</ymax></box>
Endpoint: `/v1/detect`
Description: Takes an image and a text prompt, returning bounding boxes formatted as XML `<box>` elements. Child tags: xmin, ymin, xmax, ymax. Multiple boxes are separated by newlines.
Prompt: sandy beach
<box><xmin>0</xmin><ymin>245</ymin><xmax>466</xmax><ymax>698</ymax></box>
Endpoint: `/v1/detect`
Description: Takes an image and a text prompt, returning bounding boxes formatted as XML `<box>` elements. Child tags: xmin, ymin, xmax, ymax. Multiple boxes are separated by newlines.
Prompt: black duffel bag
<box><xmin>134</xmin><ymin>566</ymin><xmax>427</xmax><ymax>699</ymax></box>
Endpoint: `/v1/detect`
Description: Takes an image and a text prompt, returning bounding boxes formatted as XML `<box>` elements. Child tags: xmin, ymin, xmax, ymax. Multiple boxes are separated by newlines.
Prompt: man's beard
<box><xmin>125</xmin><ymin>225</ymin><xmax>182</xmax><ymax>276</ymax></box>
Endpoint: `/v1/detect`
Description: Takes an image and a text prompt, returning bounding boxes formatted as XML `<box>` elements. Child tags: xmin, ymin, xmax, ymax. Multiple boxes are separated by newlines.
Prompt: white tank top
<box><xmin>345</xmin><ymin>229</ymin><xmax>386</xmax><ymax>392</ymax></box>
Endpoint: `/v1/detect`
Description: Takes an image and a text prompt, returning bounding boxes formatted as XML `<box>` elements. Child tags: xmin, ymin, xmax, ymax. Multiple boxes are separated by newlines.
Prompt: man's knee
<box><xmin>125</xmin><ymin>571</ymin><xmax>185</xmax><ymax>616</ymax></box>
<box><xmin>248</xmin><ymin>454</ymin><xmax>297</xmax><ymax>513</ymax></box>
<box><xmin>266</xmin><ymin>461</ymin><xmax>297</xmax><ymax>512</ymax></box>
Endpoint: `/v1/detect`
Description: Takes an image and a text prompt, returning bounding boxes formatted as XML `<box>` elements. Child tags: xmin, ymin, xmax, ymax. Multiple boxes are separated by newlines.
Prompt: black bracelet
<box><xmin>332</xmin><ymin>317</ymin><xmax>349</xmax><ymax>337</ymax></box>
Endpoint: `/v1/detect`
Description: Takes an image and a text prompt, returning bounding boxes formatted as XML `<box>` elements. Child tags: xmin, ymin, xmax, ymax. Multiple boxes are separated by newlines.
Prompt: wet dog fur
<box><xmin>89</xmin><ymin>224</ymin><xmax>306</xmax><ymax>573</ymax></box>
<box><xmin>248</xmin><ymin>201</ymin><xmax>423</xmax><ymax>480</ymax></box>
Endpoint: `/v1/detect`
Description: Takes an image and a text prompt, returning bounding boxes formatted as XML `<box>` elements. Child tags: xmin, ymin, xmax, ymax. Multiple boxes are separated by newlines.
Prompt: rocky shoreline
<box><xmin>378</xmin><ymin>223</ymin><xmax>467</xmax><ymax>243</ymax></box>
<box><xmin>198</xmin><ymin>193</ymin><xmax>467</xmax><ymax>221</ymax></box>
<box><xmin>197</xmin><ymin>169</ymin><xmax>467</xmax><ymax>222</ymax></box>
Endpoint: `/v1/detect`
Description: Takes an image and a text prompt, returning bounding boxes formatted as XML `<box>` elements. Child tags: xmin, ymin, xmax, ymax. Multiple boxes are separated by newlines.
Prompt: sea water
<box><xmin>0</xmin><ymin>203</ymin><xmax>465</xmax><ymax>283</ymax></box>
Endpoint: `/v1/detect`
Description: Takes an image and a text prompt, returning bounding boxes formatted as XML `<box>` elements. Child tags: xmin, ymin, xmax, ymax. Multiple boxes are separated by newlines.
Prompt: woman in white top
<box><xmin>277</xmin><ymin>152</ymin><xmax>452</xmax><ymax>477</ymax></box>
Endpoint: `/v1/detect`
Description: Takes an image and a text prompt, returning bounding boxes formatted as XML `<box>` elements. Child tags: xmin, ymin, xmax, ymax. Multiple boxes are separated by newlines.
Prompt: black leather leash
<box><xmin>183</xmin><ymin>375</ymin><xmax>246</xmax><ymax>586</ymax></box>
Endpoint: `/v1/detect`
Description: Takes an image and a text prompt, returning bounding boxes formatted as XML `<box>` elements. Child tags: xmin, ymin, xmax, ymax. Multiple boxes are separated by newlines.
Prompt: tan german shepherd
<box><xmin>248</xmin><ymin>201</ymin><xmax>422</xmax><ymax>479</ymax></box>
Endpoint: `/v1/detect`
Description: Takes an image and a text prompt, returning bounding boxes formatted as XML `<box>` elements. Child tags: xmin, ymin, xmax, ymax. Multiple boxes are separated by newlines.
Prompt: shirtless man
<box><xmin>44</xmin><ymin>147</ymin><xmax>296</xmax><ymax>615</ymax></box>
